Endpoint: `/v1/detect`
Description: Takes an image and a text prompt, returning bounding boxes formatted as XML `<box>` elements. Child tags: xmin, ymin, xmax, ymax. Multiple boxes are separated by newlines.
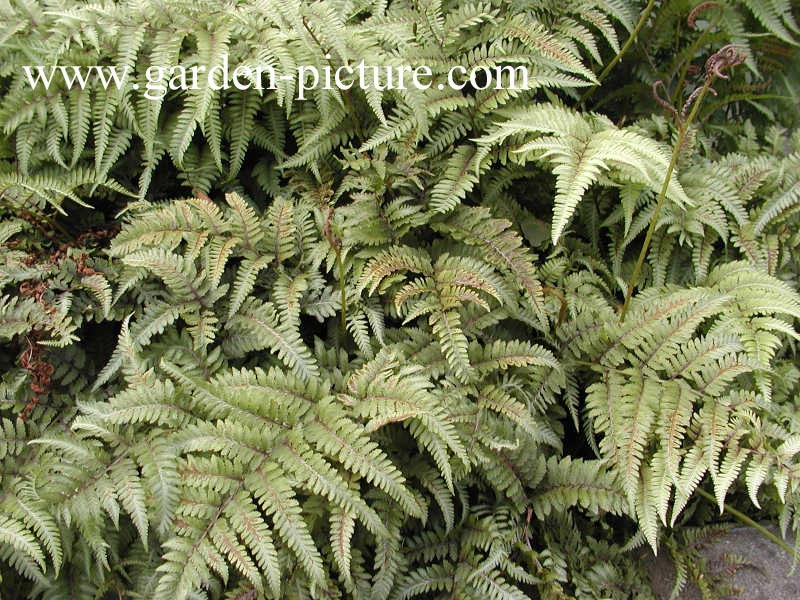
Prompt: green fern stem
<box><xmin>337</xmin><ymin>245</ymin><xmax>346</xmax><ymax>338</ymax></box>
<box><xmin>580</xmin><ymin>0</ymin><xmax>658</xmax><ymax>107</ymax></box>
<box><xmin>671</xmin><ymin>39</ymin><xmax>710</xmax><ymax>107</ymax></box>
<box><xmin>620</xmin><ymin>78</ymin><xmax>711</xmax><ymax>322</ymax></box>
<box><xmin>670</xmin><ymin>16</ymin><xmax>724</xmax><ymax>106</ymax></box>
<box><xmin>695</xmin><ymin>487</ymin><xmax>796</xmax><ymax>556</ymax></box>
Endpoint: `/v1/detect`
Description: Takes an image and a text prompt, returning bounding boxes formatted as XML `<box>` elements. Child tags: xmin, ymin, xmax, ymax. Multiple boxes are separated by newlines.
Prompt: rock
<box><xmin>646</xmin><ymin>525</ymin><xmax>800</xmax><ymax>599</ymax></box>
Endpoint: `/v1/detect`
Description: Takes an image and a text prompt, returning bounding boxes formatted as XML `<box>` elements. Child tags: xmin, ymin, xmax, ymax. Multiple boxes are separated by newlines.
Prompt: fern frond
<box><xmin>476</xmin><ymin>104</ymin><xmax>690</xmax><ymax>243</ymax></box>
<box><xmin>224</xmin><ymin>298</ymin><xmax>319</xmax><ymax>380</ymax></box>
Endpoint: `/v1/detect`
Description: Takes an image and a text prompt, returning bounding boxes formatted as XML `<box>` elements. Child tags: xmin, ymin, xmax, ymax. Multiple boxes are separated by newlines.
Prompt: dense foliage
<box><xmin>1</xmin><ymin>0</ymin><xmax>800</xmax><ymax>598</ymax></box>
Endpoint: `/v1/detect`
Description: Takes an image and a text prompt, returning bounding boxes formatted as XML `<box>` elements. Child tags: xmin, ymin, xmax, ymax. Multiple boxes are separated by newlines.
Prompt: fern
<box><xmin>476</xmin><ymin>103</ymin><xmax>691</xmax><ymax>244</ymax></box>
<box><xmin>2</xmin><ymin>1</ymin><xmax>800</xmax><ymax>598</ymax></box>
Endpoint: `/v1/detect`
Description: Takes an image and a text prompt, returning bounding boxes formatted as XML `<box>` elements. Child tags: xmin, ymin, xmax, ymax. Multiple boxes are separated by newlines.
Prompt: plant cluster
<box><xmin>1</xmin><ymin>0</ymin><xmax>800</xmax><ymax>598</ymax></box>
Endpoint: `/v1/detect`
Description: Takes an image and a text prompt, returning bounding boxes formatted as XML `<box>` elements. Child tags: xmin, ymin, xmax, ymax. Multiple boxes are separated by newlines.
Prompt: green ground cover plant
<box><xmin>1</xmin><ymin>0</ymin><xmax>800</xmax><ymax>598</ymax></box>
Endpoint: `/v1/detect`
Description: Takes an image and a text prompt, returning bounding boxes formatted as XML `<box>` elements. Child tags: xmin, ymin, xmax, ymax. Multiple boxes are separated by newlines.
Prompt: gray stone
<box><xmin>646</xmin><ymin>525</ymin><xmax>800</xmax><ymax>599</ymax></box>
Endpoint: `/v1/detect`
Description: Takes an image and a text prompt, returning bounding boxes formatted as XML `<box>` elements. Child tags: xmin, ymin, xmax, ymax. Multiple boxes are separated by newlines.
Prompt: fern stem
<box><xmin>580</xmin><ymin>0</ymin><xmax>658</xmax><ymax>107</ymax></box>
<box><xmin>337</xmin><ymin>247</ymin><xmax>346</xmax><ymax>338</ymax></box>
<box><xmin>671</xmin><ymin>13</ymin><xmax>726</xmax><ymax>106</ymax></box>
<box><xmin>620</xmin><ymin>79</ymin><xmax>710</xmax><ymax>322</ymax></box>
<box><xmin>694</xmin><ymin>487</ymin><xmax>796</xmax><ymax>556</ymax></box>
<box><xmin>670</xmin><ymin>33</ymin><xmax>715</xmax><ymax>107</ymax></box>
